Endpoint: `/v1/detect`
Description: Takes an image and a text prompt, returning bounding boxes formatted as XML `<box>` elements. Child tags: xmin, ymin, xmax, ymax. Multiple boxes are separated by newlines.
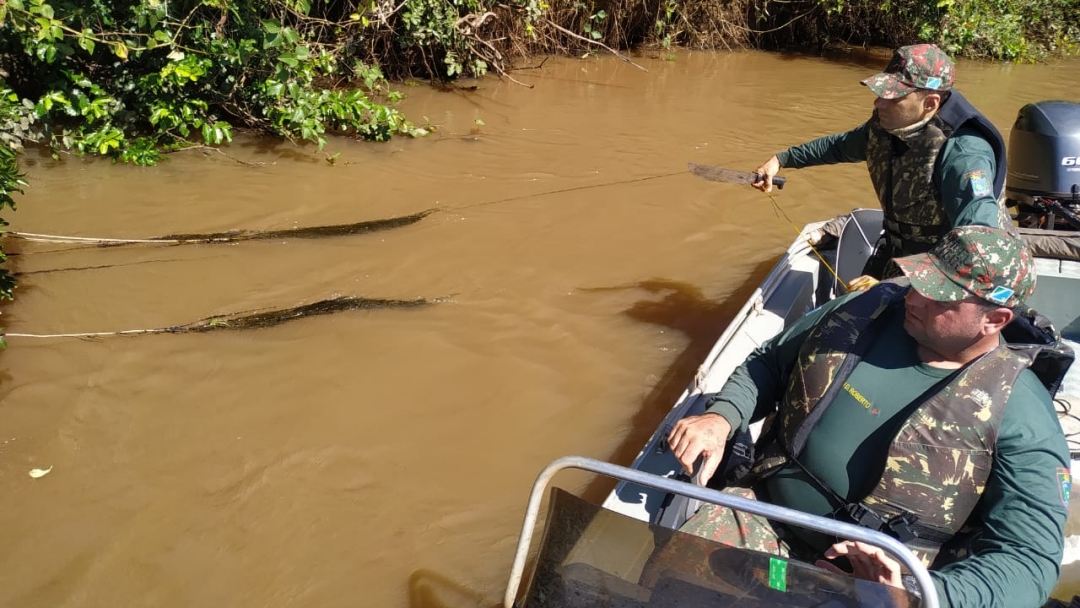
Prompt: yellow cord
<box><xmin>763</xmin><ymin>190</ymin><xmax>849</xmax><ymax>292</ymax></box>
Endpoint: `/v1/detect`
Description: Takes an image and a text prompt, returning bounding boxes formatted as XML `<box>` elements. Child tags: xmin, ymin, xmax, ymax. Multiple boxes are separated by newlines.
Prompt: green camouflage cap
<box><xmin>894</xmin><ymin>226</ymin><xmax>1035</xmax><ymax>308</ymax></box>
<box><xmin>861</xmin><ymin>44</ymin><xmax>955</xmax><ymax>100</ymax></box>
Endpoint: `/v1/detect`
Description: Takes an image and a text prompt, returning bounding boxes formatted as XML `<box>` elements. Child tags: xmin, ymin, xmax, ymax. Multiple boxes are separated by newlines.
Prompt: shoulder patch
<box><xmin>1058</xmin><ymin>467</ymin><xmax>1072</xmax><ymax>508</ymax></box>
<box><xmin>964</xmin><ymin>169</ymin><xmax>992</xmax><ymax>197</ymax></box>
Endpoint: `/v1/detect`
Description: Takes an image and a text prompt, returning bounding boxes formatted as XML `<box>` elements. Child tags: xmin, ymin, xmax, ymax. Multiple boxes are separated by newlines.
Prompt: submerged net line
<box><xmin>5</xmin><ymin>209</ymin><xmax>437</xmax><ymax>247</ymax></box>
<box><xmin>7</xmin><ymin>173</ymin><xmax>690</xmax><ymax>254</ymax></box>
<box><xmin>4</xmin><ymin>296</ymin><xmax>430</xmax><ymax>340</ymax></box>
<box><xmin>454</xmin><ymin>172</ymin><xmax>683</xmax><ymax>211</ymax></box>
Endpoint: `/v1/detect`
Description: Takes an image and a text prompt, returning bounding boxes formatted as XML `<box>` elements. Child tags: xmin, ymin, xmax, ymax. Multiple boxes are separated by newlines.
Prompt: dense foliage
<box><xmin>760</xmin><ymin>0</ymin><xmax>1080</xmax><ymax>61</ymax></box>
<box><xmin>1</xmin><ymin>0</ymin><xmax>1075</xmax><ymax>169</ymax></box>
<box><xmin>0</xmin><ymin>144</ymin><xmax>22</xmax><ymax>301</ymax></box>
<box><xmin>1</xmin><ymin>0</ymin><xmax>1076</xmax><ymax>165</ymax></box>
<box><xmin>0</xmin><ymin>0</ymin><xmax>441</xmax><ymax>166</ymax></box>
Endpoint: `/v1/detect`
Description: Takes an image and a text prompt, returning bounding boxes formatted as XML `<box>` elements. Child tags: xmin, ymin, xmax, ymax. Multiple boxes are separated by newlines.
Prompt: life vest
<box><xmin>865</xmin><ymin>90</ymin><xmax>1010</xmax><ymax>257</ymax></box>
<box><xmin>747</xmin><ymin>280</ymin><xmax>1070</xmax><ymax>565</ymax></box>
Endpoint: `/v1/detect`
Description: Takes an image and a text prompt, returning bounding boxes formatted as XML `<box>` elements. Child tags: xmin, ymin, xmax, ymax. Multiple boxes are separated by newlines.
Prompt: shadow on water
<box><xmin>402</xmin><ymin>261</ymin><xmax>779</xmax><ymax>608</ymax></box>
<box><xmin>778</xmin><ymin>46</ymin><xmax>891</xmax><ymax>71</ymax></box>
<box><xmin>577</xmin><ymin>259</ymin><xmax>779</xmax><ymax>505</ymax></box>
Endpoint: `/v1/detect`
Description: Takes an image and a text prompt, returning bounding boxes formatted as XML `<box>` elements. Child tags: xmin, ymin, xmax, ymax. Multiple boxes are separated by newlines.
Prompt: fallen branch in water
<box><xmin>542</xmin><ymin>19</ymin><xmax>647</xmax><ymax>72</ymax></box>
<box><xmin>5</xmin><ymin>209</ymin><xmax>437</xmax><ymax>247</ymax></box>
<box><xmin>3</xmin><ymin>295</ymin><xmax>432</xmax><ymax>340</ymax></box>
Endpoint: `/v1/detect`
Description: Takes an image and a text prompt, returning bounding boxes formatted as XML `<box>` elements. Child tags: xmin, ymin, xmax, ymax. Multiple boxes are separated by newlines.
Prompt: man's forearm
<box><xmin>777</xmin><ymin>123</ymin><xmax>870</xmax><ymax>169</ymax></box>
<box><xmin>704</xmin><ymin>356</ymin><xmax>781</xmax><ymax>436</ymax></box>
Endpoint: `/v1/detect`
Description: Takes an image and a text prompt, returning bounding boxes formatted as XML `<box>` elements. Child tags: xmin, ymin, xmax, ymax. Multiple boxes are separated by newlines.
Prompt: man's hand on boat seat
<box><xmin>666</xmin><ymin>413</ymin><xmax>732</xmax><ymax>486</ymax></box>
<box><xmin>816</xmin><ymin>541</ymin><xmax>903</xmax><ymax>589</ymax></box>
<box><xmin>751</xmin><ymin>155</ymin><xmax>782</xmax><ymax>193</ymax></box>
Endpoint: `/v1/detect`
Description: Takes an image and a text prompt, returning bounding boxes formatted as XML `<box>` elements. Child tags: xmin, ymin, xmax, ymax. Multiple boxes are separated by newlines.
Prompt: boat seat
<box><xmin>1058</xmin><ymin>339</ymin><xmax>1080</xmax><ymax>458</ymax></box>
<box><xmin>1028</xmin><ymin>273</ymin><xmax>1080</xmax><ymax>341</ymax></box>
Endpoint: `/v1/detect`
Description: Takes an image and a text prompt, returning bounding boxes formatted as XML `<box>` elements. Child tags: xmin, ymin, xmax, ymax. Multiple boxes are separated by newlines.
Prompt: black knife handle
<box><xmin>751</xmin><ymin>173</ymin><xmax>786</xmax><ymax>190</ymax></box>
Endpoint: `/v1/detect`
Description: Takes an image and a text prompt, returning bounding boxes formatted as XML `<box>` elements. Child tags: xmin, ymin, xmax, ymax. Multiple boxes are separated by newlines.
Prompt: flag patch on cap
<box><xmin>926</xmin><ymin>76</ymin><xmax>942</xmax><ymax>89</ymax></box>
<box><xmin>986</xmin><ymin>285</ymin><xmax>1014</xmax><ymax>305</ymax></box>
<box><xmin>965</xmin><ymin>170</ymin><xmax>992</xmax><ymax>197</ymax></box>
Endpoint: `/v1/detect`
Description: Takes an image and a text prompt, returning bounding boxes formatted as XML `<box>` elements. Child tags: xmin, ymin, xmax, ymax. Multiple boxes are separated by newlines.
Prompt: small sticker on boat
<box><xmin>768</xmin><ymin>557</ymin><xmax>788</xmax><ymax>591</ymax></box>
<box><xmin>1058</xmin><ymin>468</ymin><xmax>1072</xmax><ymax>508</ymax></box>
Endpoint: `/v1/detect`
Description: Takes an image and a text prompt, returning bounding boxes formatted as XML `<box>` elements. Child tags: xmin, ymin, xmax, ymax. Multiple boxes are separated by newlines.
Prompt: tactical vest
<box><xmin>748</xmin><ymin>280</ymin><xmax>1068</xmax><ymax>565</ymax></box>
<box><xmin>865</xmin><ymin>90</ymin><xmax>1010</xmax><ymax>257</ymax></box>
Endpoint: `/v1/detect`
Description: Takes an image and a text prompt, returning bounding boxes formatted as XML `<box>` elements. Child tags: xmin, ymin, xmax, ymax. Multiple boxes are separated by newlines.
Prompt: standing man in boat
<box><xmin>664</xmin><ymin>226</ymin><xmax>1070</xmax><ymax>608</ymax></box>
<box><xmin>752</xmin><ymin>44</ymin><xmax>1012</xmax><ymax>280</ymax></box>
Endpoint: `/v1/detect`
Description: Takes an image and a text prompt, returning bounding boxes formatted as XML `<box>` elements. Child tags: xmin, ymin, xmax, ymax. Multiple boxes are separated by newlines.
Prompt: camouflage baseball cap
<box><xmin>861</xmin><ymin>44</ymin><xmax>955</xmax><ymax>100</ymax></box>
<box><xmin>894</xmin><ymin>226</ymin><xmax>1035</xmax><ymax>308</ymax></box>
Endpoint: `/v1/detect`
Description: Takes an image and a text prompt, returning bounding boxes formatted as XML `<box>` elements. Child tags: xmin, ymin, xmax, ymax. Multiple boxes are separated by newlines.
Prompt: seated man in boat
<box><xmin>665</xmin><ymin>226</ymin><xmax>1070</xmax><ymax>608</ymax></box>
<box><xmin>751</xmin><ymin>44</ymin><xmax>1011</xmax><ymax>280</ymax></box>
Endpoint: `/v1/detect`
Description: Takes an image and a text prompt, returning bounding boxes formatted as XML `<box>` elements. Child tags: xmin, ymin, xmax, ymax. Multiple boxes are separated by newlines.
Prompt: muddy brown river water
<box><xmin>2</xmin><ymin>49</ymin><xmax>1079</xmax><ymax>608</ymax></box>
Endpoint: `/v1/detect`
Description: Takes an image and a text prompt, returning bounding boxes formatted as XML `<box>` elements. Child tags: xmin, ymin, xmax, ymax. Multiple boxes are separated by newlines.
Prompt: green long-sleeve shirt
<box><xmin>706</xmin><ymin>293</ymin><xmax>1069</xmax><ymax>608</ymax></box>
<box><xmin>775</xmin><ymin>122</ymin><xmax>1003</xmax><ymax>229</ymax></box>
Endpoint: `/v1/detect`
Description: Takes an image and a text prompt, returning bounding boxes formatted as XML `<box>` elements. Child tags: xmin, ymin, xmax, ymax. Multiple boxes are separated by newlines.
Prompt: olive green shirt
<box><xmin>775</xmin><ymin>122</ymin><xmax>1003</xmax><ymax>229</ymax></box>
<box><xmin>706</xmin><ymin>293</ymin><xmax>1069</xmax><ymax>608</ymax></box>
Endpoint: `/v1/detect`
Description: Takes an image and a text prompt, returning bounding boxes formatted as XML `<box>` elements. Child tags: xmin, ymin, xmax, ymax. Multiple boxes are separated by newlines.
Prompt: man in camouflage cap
<box><xmin>666</xmin><ymin>226</ymin><xmax>1069</xmax><ymax>607</ymax></box>
<box><xmin>751</xmin><ymin>44</ymin><xmax>1011</xmax><ymax>282</ymax></box>
<box><xmin>896</xmin><ymin>224</ymin><xmax>1035</xmax><ymax>308</ymax></box>
<box><xmin>860</xmin><ymin>43</ymin><xmax>955</xmax><ymax>100</ymax></box>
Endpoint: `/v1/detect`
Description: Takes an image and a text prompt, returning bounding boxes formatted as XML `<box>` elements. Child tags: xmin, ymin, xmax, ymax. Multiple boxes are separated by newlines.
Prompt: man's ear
<box><xmin>923</xmin><ymin>92</ymin><xmax>943</xmax><ymax>113</ymax></box>
<box><xmin>983</xmin><ymin>307</ymin><xmax>1014</xmax><ymax>335</ymax></box>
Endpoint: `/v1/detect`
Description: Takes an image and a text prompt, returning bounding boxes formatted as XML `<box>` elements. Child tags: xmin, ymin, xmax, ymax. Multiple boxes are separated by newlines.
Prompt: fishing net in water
<box><xmin>5</xmin><ymin>209</ymin><xmax>437</xmax><ymax>248</ymax></box>
<box><xmin>154</xmin><ymin>209</ymin><xmax>437</xmax><ymax>243</ymax></box>
<box><xmin>3</xmin><ymin>296</ymin><xmax>432</xmax><ymax>342</ymax></box>
<box><xmin>177</xmin><ymin>296</ymin><xmax>429</xmax><ymax>332</ymax></box>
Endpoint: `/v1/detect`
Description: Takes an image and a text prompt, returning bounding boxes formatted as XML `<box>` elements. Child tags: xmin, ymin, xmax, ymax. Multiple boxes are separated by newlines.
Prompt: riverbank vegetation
<box><xmin>2</xmin><ymin>0</ymin><xmax>1076</xmax><ymax>161</ymax></box>
<box><xmin>0</xmin><ymin>145</ymin><xmax>21</xmax><ymax>302</ymax></box>
<box><xmin>1</xmin><ymin>0</ymin><xmax>1078</xmax><ymax>318</ymax></box>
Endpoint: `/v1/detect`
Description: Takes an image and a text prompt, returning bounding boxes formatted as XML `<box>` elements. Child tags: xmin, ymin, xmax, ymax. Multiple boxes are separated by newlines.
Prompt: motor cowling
<box><xmin>1006</xmin><ymin>100</ymin><xmax>1080</xmax><ymax>206</ymax></box>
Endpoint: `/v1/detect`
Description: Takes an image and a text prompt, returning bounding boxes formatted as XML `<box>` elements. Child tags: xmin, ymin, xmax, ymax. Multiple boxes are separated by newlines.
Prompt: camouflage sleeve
<box><xmin>704</xmin><ymin>293</ymin><xmax>860</xmax><ymax>435</ymax></box>
<box><xmin>929</xmin><ymin>372</ymin><xmax>1069</xmax><ymax>608</ymax></box>
<box><xmin>776</xmin><ymin>122</ymin><xmax>870</xmax><ymax>169</ymax></box>
<box><xmin>936</xmin><ymin>132</ymin><xmax>1002</xmax><ymax>228</ymax></box>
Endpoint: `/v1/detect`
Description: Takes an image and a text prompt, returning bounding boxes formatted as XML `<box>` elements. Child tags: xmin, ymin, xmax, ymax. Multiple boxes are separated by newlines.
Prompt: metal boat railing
<box><xmin>505</xmin><ymin>455</ymin><xmax>938</xmax><ymax>608</ymax></box>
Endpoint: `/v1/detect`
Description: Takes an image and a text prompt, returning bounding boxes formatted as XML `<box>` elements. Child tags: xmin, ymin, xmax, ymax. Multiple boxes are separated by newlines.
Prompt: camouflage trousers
<box><xmin>677</xmin><ymin>487</ymin><xmax>793</xmax><ymax>556</ymax></box>
<box><xmin>638</xmin><ymin>487</ymin><xmax>801</xmax><ymax>591</ymax></box>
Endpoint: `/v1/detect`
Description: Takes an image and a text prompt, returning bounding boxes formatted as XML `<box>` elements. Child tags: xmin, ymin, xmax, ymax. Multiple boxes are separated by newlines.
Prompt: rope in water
<box><xmin>763</xmin><ymin>189</ymin><xmax>849</xmax><ymax>293</ymax></box>
<box><xmin>3</xmin><ymin>174</ymin><xmax>685</xmax><ymax>252</ymax></box>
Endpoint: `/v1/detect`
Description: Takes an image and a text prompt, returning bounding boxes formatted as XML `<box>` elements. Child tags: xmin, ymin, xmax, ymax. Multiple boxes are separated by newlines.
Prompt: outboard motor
<box><xmin>1007</xmin><ymin>100</ymin><xmax>1080</xmax><ymax>230</ymax></box>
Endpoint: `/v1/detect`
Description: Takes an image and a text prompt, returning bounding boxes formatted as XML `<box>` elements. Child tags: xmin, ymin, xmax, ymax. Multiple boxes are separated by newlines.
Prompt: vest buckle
<box><xmin>846</xmin><ymin>502</ymin><xmax>885</xmax><ymax>530</ymax></box>
<box><xmin>885</xmin><ymin>512</ymin><xmax>920</xmax><ymax>544</ymax></box>
<box><xmin>845</xmin><ymin>504</ymin><xmax>921</xmax><ymax>544</ymax></box>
